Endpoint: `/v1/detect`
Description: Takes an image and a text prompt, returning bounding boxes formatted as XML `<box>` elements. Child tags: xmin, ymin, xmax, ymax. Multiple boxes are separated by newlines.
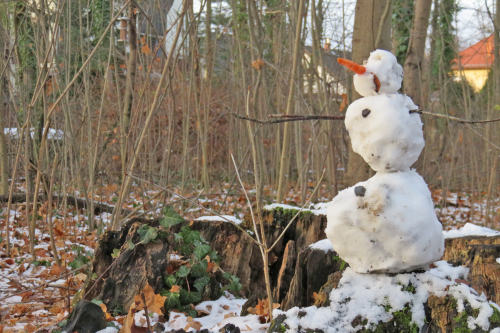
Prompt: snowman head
<box><xmin>337</xmin><ymin>49</ymin><xmax>403</xmax><ymax>97</ymax></box>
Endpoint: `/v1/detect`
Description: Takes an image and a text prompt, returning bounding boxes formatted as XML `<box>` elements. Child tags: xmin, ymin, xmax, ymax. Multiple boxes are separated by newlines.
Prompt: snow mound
<box><xmin>195</xmin><ymin>215</ymin><xmax>242</xmax><ymax>225</ymax></box>
<box><xmin>275</xmin><ymin>261</ymin><xmax>498</xmax><ymax>332</ymax></box>
<box><xmin>353</xmin><ymin>50</ymin><xmax>403</xmax><ymax>97</ymax></box>
<box><xmin>325</xmin><ymin>170</ymin><xmax>444</xmax><ymax>273</ymax></box>
<box><xmin>443</xmin><ymin>223</ymin><xmax>500</xmax><ymax>239</ymax></box>
<box><xmin>345</xmin><ymin>94</ymin><xmax>423</xmax><ymax>172</ymax></box>
<box><xmin>309</xmin><ymin>239</ymin><xmax>334</xmax><ymax>253</ymax></box>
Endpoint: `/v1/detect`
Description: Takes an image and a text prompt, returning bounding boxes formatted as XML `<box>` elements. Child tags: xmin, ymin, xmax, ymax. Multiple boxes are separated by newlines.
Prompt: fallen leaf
<box><xmin>130</xmin><ymin>324</ymin><xmax>148</xmax><ymax>333</ymax></box>
<box><xmin>170</xmin><ymin>285</ymin><xmax>181</xmax><ymax>293</ymax></box>
<box><xmin>185</xmin><ymin>321</ymin><xmax>202</xmax><ymax>331</ymax></box>
<box><xmin>51</xmin><ymin>264</ymin><xmax>64</xmax><ymax>276</ymax></box>
<box><xmin>25</xmin><ymin>323</ymin><xmax>37</xmax><ymax>333</ymax></box>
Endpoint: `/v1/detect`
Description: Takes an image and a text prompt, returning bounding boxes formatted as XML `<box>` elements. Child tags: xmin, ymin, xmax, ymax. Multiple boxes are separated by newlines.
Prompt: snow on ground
<box><xmin>276</xmin><ymin>261</ymin><xmax>496</xmax><ymax>332</ymax></box>
<box><xmin>166</xmin><ymin>296</ymin><xmax>267</xmax><ymax>332</ymax></box>
<box><xmin>4</xmin><ymin>127</ymin><xmax>64</xmax><ymax>140</ymax></box>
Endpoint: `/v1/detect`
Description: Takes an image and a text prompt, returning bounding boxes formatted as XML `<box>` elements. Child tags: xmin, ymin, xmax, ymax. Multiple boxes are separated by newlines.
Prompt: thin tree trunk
<box><xmin>121</xmin><ymin>0</ymin><xmax>138</xmax><ymax>179</ymax></box>
<box><xmin>403</xmin><ymin>0</ymin><xmax>432</xmax><ymax>107</ymax></box>
<box><xmin>276</xmin><ymin>0</ymin><xmax>305</xmax><ymax>203</ymax></box>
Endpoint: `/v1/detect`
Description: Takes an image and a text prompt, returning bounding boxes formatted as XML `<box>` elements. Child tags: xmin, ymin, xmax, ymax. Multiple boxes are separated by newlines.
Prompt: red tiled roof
<box><xmin>451</xmin><ymin>35</ymin><xmax>495</xmax><ymax>70</ymax></box>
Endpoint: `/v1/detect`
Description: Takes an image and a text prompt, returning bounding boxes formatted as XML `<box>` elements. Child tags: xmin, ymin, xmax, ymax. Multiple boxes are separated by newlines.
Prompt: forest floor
<box><xmin>0</xmin><ymin>181</ymin><xmax>497</xmax><ymax>332</ymax></box>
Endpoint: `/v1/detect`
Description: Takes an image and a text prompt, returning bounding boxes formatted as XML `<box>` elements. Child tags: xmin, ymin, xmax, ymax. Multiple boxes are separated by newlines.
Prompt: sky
<box><xmin>457</xmin><ymin>0</ymin><xmax>496</xmax><ymax>49</ymax></box>
<box><xmin>191</xmin><ymin>0</ymin><xmax>497</xmax><ymax>52</ymax></box>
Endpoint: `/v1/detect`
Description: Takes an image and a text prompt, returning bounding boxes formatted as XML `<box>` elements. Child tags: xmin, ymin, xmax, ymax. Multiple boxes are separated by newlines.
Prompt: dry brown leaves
<box><xmin>246</xmin><ymin>298</ymin><xmax>280</xmax><ymax>322</ymax></box>
<box><xmin>120</xmin><ymin>283</ymin><xmax>167</xmax><ymax>333</ymax></box>
<box><xmin>251</xmin><ymin>59</ymin><xmax>265</xmax><ymax>71</ymax></box>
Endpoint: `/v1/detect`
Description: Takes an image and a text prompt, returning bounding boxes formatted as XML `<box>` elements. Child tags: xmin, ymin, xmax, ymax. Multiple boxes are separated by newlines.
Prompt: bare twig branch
<box><xmin>229</xmin><ymin>108</ymin><xmax>500</xmax><ymax>124</ymax></box>
<box><xmin>465</xmin><ymin>124</ymin><xmax>500</xmax><ymax>151</ymax></box>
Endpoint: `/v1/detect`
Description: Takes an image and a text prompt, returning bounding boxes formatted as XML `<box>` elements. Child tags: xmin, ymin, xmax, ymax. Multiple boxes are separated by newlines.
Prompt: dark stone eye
<box><xmin>354</xmin><ymin>186</ymin><xmax>366</xmax><ymax>197</ymax></box>
<box><xmin>362</xmin><ymin>109</ymin><xmax>371</xmax><ymax>118</ymax></box>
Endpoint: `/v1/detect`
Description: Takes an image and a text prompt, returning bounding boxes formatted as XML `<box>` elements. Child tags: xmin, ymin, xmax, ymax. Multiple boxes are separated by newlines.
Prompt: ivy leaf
<box><xmin>194</xmin><ymin>244</ymin><xmax>211</xmax><ymax>261</ymax></box>
<box><xmin>180</xmin><ymin>289</ymin><xmax>201</xmax><ymax>305</ymax></box>
<box><xmin>137</xmin><ymin>225</ymin><xmax>158</xmax><ymax>244</ymax></box>
<box><xmin>176</xmin><ymin>265</ymin><xmax>191</xmax><ymax>278</ymax></box>
<box><xmin>185</xmin><ymin>309</ymin><xmax>198</xmax><ymax>318</ymax></box>
<box><xmin>174</xmin><ymin>233</ymin><xmax>183</xmax><ymax>242</ymax></box>
<box><xmin>160</xmin><ymin>206</ymin><xmax>184</xmax><ymax>229</ymax></box>
<box><xmin>191</xmin><ymin>260</ymin><xmax>208</xmax><ymax>277</ymax></box>
<box><xmin>111</xmin><ymin>248</ymin><xmax>120</xmax><ymax>258</ymax></box>
<box><xmin>194</xmin><ymin>276</ymin><xmax>210</xmax><ymax>291</ymax></box>
<box><xmin>126</xmin><ymin>240</ymin><xmax>135</xmax><ymax>250</ymax></box>
<box><xmin>68</xmin><ymin>259</ymin><xmax>85</xmax><ymax>270</ymax></box>
<box><xmin>163</xmin><ymin>291</ymin><xmax>181</xmax><ymax>310</ymax></box>
<box><xmin>180</xmin><ymin>226</ymin><xmax>201</xmax><ymax>245</ymax></box>
<box><xmin>164</xmin><ymin>275</ymin><xmax>176</xmax><ymax>288</ymax></box>
<box><xmin>208</xmin><ymin>249</ymin><xmax>220</xmax><ymax>262</ymax></box>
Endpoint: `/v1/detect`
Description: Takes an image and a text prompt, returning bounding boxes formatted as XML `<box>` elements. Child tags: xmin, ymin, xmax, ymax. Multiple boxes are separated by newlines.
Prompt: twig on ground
<box><xmin>141</xmin><ymin>292</ymin><xmax>152</xmax><ymax>332</ymax></box>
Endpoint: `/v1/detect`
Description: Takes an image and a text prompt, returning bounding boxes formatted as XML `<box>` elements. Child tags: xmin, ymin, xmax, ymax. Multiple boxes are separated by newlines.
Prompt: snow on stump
<box><xmin>270</xmin><ymin>261</ymin><xmax>500</xmax><ymax>333</ymax></box>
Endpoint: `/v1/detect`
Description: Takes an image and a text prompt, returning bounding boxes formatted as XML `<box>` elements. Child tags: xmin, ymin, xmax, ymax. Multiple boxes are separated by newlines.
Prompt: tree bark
<box><xmin>0</xmin><ymin>22</ymin><xmax>8</xmax><ymax>195</ymax></box>
<box><xmin>403</xmin><ymin>0</ymin><xmax>432</xmax><ymax>108</ymax></box>
<box><xmin>121</xmin><ymin>0</ymin><xmax>138</xmax><ymax>179</ymax></box>
<box><xmin>345</xmin><ymin>0</ymin><xmax>394</xmax><ymax>186</ymax></box>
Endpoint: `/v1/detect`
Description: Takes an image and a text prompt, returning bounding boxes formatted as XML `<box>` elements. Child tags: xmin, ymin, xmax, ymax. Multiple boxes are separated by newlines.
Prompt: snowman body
<box><xmin>326</xmin><ymin>50</ymin><xmax>444</xmax><ymax>274</ymax></box>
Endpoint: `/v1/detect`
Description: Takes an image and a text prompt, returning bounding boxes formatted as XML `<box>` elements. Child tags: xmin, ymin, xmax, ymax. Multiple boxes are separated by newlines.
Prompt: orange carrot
<box><xmin>337</xmin><ymin>58</ymin><xmax>366</xmax><ymax>75</ymax></box>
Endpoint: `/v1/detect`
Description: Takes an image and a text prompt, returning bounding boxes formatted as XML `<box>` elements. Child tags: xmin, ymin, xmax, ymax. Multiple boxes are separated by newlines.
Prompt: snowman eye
<box><xmin>362</xmin><ymin>109</ymin><xmax>371</xmax><ymax>118</ymax></box>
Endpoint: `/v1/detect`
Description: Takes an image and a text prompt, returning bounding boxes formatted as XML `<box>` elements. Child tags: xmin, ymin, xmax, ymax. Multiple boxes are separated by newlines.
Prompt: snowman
<box><xmin>325</xmin><ymin>50</ymin><xmax>444</xmax><ymax>274</ymax></box>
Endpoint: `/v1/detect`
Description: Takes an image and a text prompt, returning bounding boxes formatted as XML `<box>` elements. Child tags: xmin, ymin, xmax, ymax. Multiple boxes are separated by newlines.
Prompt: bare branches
<box><xmin>229</xmin><ymin>108</ymin><xmax>500</xmax><ymax>124</ymax></box>
<box><xmin>414</xmin><ymin>110</ymin><xmax>500</xmax><ymax>124</ymax></box>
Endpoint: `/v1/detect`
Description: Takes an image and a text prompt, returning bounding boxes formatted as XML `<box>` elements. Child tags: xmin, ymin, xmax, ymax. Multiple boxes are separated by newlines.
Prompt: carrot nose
<box><xmin>337</xmin><ymin>58</ymin><xmax>366</xmax><ymax>75</ymax></box>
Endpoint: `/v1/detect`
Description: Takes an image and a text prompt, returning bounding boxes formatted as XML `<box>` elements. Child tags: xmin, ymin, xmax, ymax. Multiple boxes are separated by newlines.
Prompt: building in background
<box><xmin>452</xmin><ymin>34</ymin><xmax>495</xmax><ymax>92</ymax></box>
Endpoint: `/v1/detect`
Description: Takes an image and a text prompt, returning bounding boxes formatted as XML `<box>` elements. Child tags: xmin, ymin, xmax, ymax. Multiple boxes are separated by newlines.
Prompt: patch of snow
<box><xmin>263</xmin><ymin>203</ymin><xmax>327</xmax><ymax>216</ymax></box>
<box><xmin>95</xmin><ymin>328</ymin><xmax>119</xmax><ymax>333</ymax></box>
<box><xmin>309</xmin><ymin>239</ymin><xmax>334</xmax><ymax>253</ymax></box>
<box><xmin>195</xmin><ymin>215</ymin><xmax>242</xmax><ymax>225</ymax></box>
<box><xmin>4</xmin><ymin>127</ymin><xmax>64</xmax><ymax>140</ymax></box>
<box><xmin>443</xmin><ymin>223</ymin><xmax>500</xmax><ymax>239</ymax></box>
<box><xmin>276</xmin><ymin>261</ymin><xmax>495</xmax><ymax>332</ymax></box>
<box><xmin>497</xmin><ymin>258</ymin><xmax>500</xmax><ymax>265</ymax></box>
<box><xmin>165</xmin><ymin>296</ymin><xmax>268</xmax><ymax>332</ymax></box>
<box><xmin>170</xmin><ymin>253</ymin><xmax>181</xmax><ymax>260</ymax></box>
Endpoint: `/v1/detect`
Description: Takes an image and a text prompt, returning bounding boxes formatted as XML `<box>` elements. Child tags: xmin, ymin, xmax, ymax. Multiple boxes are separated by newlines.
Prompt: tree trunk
<box><xmin>121</xmin><ymin>1</ymin><xmax>138</xmax><ymax>179</ymax></box>
<box><xmin>403</xmin><ymin>0</ymin><xmax>432</xmax><ymax>108</ymax></box>
<box><xmin>345</xmin><ymin>0</ymin><xmax>394</xmax><ymax>186</ymax></box>
<box><xmin>0</xmin><ymin>22</ymin><xmax>8</xmax><ymax>195</ymax></box>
